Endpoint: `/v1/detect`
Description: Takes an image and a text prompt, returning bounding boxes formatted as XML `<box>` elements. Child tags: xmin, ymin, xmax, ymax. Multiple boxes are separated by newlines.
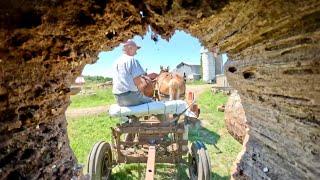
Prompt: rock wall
<box><xmin>225</xmin><ymin>91</ymin><xmax>247</xmax><ymax>144</ymax></box>
<box><xmin>226</xmin><ymin>32</ymin><xmax>320</xmax><ymax>179</ymax></box>
<box><xmin>0</xmin><ymin>0</ymin><xmax>319</xmax><ymax>179</ymax></box>
<box><xmin>192</xmin><ymin>1</ymin><xmax>320</xmax><ymax>178</ymax></box>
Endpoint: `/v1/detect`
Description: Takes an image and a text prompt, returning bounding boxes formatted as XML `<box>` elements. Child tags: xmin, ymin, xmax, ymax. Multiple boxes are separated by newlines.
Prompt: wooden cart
<box><xmin>87</xmin><ymin>109</ymin><xmax>211</xmax><ymax>180</ymax></box>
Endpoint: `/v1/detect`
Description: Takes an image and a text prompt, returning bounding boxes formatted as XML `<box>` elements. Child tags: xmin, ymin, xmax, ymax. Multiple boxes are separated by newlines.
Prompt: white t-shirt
<box><xmin>112</xmin><ymin>54</ymin><xmax>145</xmax><ymax>94</ymax></box>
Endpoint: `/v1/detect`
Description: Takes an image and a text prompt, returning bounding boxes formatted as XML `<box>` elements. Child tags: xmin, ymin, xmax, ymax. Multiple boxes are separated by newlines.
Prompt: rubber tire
<box><xmin>189</xmin><ymin>142</ymin><xmax>204</xmax><ymax>180</ymax></box>
<box><xmin>197</xmin><ymin>141</ymin><xmax>211</xmax><ymax>180</ymax></box>
<box><xmin>188</xmin><ymin>141</ymin><xmax>211</xmax><ymax>180</ymax></box>
<box><xmin>87</xmin><ymin>141</ymin><xmax>112</xmax><ymax>180</ymax></box>
<box><xmin>87</xmin><ymin>141</ymin><xmax>104</xmax><ymax>173</ymax></box>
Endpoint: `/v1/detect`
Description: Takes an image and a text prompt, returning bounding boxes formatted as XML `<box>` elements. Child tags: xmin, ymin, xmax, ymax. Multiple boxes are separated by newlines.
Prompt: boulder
<box><xmin>225</xmin><ymin>91</ymin><xmax>247</xmax><ymax>143</ymax></box>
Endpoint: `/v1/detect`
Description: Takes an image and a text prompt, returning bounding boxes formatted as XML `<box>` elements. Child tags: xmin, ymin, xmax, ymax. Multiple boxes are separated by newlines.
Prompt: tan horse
<box><xmin>135</xmin><ymin>66</ymin><xmax>186</xmax><ymax>101</ymax></box>
<box><xmin>156</xmin><ymin>66</ymin><xmax>186</xmax><ymax>101</ymax></box>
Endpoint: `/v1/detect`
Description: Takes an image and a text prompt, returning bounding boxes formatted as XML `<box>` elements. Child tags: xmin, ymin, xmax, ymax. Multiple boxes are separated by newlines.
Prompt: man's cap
<box><xmin>123</xmin><ymin>40</ymin><xmax>140</xmax><ymax>49</ymax></box>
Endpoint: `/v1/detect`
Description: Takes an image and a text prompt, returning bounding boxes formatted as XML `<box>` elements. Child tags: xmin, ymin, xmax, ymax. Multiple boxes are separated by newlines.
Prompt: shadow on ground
<box><xmin>111</xmin><ymin>163</ymin><xmax>189</xmax><ymax>180</ymax></box>
<box><xmin>212</xmin><ymin>172</ymin><xmax>231</xmax><ymax>180</ymax></box>
<box><xmin>188</xmin><ymin>121</ymin><xmax>222</xmax><ymax>153</ymax></box>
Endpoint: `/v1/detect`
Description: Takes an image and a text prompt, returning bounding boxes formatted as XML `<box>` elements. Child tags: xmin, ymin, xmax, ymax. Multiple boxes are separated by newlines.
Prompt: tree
<box><xmin>83</xmin><ymin>76</ymin><xmax>112</xmax><ymax>83</ymax></box>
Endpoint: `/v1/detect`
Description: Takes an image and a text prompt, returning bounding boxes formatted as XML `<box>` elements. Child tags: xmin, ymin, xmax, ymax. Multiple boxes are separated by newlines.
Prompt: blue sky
<box><xmin>82</xmin><ymin>30</ymin><xmax>227</xmax><ymax>77</ymax></box>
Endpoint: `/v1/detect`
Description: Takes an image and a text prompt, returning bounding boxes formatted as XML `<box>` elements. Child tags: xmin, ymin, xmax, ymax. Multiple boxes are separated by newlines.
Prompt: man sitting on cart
<box><xmin>112</xmin><ymin>40</ymin><xmax>153</xmax><ymax>107</ymax></box>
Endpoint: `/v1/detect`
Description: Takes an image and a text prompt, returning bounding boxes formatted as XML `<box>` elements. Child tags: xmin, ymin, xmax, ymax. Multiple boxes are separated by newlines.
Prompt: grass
<box><xmin>193</xmin><ymin>91</ymin><xmax>242</xmax><ymax>179</ymax></box>
<box><xmin>67</xmin><ymin>90</ymin><xmax>242</xmax><ymax>179</ymax></box>
<box><xmin>68</xmin><ymin>114</ymin><xmax>118</xmax><ymax>164</ymax></box>
<box><xmin>186</xmin><ymin>80</ymin><xmax>207</xmax><ymax>85</ymax></box>
<box><xmin>69</xmin><ymin>88</ymin><xmax>115</xmax><ymax>109</ymax></box>
<box><xmin>67</xmin><ymin>113</ymin><xmax>188</xmax><ymax>179</ymax></box>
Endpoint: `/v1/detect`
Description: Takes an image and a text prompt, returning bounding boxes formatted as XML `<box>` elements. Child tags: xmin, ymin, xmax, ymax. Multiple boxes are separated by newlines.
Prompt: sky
<box><xmin>82</xmin><ymin>30</ymin><xmax>227</xmax><ymax>77</ymax></box>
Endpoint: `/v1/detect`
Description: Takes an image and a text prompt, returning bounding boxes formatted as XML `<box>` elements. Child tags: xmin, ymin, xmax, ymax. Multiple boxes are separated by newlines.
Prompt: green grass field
<box><xmin>67</xmin><ymin>90</ymin><xmax>241</xmax><ymax>179</ymax></box>
<box><xmin>193</xmin><ymin>91</ymin><xmax>241</xmax><ymax>179</ymax></box>
<box><xmin>68</xmin><ymin>114</ymin><xmax>118</xmax><ymax>164</ymax></box>
<box><xmin>69</xmin><ymin>88</ymin><xmax>115</xmax><ymax>108</ymax></box>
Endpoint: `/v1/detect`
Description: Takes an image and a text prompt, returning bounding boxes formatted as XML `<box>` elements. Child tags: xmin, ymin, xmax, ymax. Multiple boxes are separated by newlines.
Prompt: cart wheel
<box><xmin>87</xmin><ymin>141</ymin><xmax>112</xmax><ymax>180</ymax></box>
<box><xmin>198</xmin><ymin>141</ymin><xmax>211</xmax><ymax>180</ymax></box>
<box><xmin>87</xmin><ymin>141</ymin><xmax>104</xmax><ymax>173</ymax></box>
<box><xmin>188</xmin><ymin>141</ymin><xmax>211</xmax><ymax>180</ymax></box>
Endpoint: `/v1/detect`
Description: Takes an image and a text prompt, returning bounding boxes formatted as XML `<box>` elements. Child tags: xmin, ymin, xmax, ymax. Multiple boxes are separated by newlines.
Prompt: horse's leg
<box><xmin>176</xmin><ymin>88</ymin><xmax>180</xmax><ymax>100</ymax></box>
<box><xmin>168</xmin><ymin>80</ymin><xmax>173</xmax><ymax>100</ymax></box>
<box><xmin>169</xmin><ymin>79</ymin><xmax>179</xmax><ymax>100</ymax></box>
<box><xmin>155</xmin><ymin>79</ymin><xmax>162</xmax><ymax>101</ymax></box>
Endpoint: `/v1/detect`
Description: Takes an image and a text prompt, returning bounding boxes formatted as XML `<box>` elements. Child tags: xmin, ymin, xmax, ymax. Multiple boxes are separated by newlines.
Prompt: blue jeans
<box><xmin>115</xmin><ymin>91</ymin><xmax>153</xmax><ymax>106</ymax></box>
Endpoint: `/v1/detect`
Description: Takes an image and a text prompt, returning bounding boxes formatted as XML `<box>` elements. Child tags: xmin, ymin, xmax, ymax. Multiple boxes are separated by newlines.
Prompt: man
<box><xmin>112</xmin><ymin>40</ymin><xmax>153</xmax><ymax>106</ymax></box>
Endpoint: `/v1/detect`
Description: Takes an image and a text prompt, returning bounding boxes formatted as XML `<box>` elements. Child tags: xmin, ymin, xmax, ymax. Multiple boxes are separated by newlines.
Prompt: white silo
<box><xmin>201</xmin><ymin>47</ymin><xmax>215</xmax><ymax>83</ymax></box>
<box><xmin>215</xmin><ymin>54</ymin><xmax>224</xmax><ymax>75</ymax></box>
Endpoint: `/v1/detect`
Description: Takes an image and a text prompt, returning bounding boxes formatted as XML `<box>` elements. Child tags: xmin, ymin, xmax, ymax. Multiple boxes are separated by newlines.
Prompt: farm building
<box><xmin>172</xmin><ymin>62</ymin><xmax>201</xmax><ymax>80</ymax></box>
<box><xmin>75</xmin><ymin>76</ymin><xmax>85</xmax><ymax>85</ymax></box>
<box><xmin>70</xmin><ymin>76</ymin><xmax>86</xmax><ymax>95</ymax></box>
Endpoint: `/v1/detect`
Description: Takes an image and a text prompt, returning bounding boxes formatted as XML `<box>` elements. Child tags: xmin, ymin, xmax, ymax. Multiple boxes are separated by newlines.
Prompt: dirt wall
<box><xmin>0</xmin><ymin>0</ymin><xmax>319</xmax><ymax>179</ymax></box>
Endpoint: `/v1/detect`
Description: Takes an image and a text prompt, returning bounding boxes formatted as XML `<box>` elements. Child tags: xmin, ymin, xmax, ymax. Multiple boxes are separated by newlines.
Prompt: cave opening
<box><xmin>65</xmin><ymin>29</ymin><xmax>238</xmax><ymax>178</ymax></box>
<box><xmin>0</xmin><ymin>0</ymin><xmax>319</xmax><ymax>179</ymax></box>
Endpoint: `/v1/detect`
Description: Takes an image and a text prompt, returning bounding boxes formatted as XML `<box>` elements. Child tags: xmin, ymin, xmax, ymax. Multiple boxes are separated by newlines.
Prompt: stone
<box><xmin>225</xmin><ymin>91</ymin><xmax>248</xmax><ymax>143</ymax></box>
<box><xmin>217</xmin><ymin>105</ymin><xmax>225</xmax><ymax>112</ymax></box>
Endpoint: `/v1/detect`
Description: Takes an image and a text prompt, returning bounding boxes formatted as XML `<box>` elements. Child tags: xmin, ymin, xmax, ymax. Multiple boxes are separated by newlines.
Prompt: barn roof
<box><xmin>176</xmin><ymin>62</ymin><xmax>200</xmax><ymax>69</ymax></box>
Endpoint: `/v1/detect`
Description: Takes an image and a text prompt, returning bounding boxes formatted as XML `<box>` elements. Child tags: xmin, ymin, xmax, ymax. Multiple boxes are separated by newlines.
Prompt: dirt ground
<box><xmin>66</xmin><ymin>105</ymin><xmax>110</xmax><ymax>118</ymax></box>
<box><xmin>185</xmin><ymin>84</ymin><xmax>212</xmax><ymax>99</ymax></box>
<box><xmin>65</xmin><ymin>84</ymin><xmax>212</xmax><ymax>118</ymax></box>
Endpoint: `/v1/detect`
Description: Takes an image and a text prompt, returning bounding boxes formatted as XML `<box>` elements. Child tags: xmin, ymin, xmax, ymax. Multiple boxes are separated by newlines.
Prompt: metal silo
<box><xmin>215</xmin><ymin>54</ymin><xmax>224</xmax><ymax>75</ymax></box>
<box><xmin>201</xmin><ymin>47</ymin><xmax>215</xmax><ymax>83</ymax></box>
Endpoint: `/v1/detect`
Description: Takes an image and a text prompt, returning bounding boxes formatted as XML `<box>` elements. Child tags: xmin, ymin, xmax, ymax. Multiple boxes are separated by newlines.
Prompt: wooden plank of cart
<box><xmin>86</xmin><ymin>96</ymin><xmax>211</xmax><ymax>180</ymax></box>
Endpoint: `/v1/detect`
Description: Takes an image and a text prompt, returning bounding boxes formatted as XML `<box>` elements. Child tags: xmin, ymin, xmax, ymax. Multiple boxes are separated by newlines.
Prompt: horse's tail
<box><xmin>168</xmin><ymin>79</ymin><xmax>179</xmax><ymax>100</ymax></box>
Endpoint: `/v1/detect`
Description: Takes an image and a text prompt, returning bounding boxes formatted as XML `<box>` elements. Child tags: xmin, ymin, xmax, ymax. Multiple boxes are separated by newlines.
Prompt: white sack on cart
<box><xmin>108</xmin><ymin>100</ymin><xmax>196</xmax><ymax>118</ymax></box>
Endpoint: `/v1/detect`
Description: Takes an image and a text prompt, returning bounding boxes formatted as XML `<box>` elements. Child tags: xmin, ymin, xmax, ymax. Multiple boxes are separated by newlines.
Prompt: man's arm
<box><xmin>128</xmin><ymin>58</ymin><xmax>149</xmax><ymax>92</ymax></box>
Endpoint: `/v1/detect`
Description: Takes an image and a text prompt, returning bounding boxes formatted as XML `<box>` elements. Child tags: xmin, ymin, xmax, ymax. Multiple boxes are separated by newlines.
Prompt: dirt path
<box><xmin>66</xmin><ymin>84</ymin><xmax>212</xmax><ymax>118</ymax></box>
<box><xmin>185</xmin><ymin>84</ymin><xmax>212</xmax><ymax>99</ymax></box>
<box><xmin>66</xmin><ymin>105</ymin><xmax>109</xmax><ymax>118</ymax></box>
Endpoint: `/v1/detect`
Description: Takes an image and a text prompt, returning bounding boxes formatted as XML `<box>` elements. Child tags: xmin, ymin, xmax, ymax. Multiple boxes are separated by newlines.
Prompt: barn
<box><xmin>172</xmin><ymin>62</ymin><xmax>201</xmax><ymax>80</ymax></box>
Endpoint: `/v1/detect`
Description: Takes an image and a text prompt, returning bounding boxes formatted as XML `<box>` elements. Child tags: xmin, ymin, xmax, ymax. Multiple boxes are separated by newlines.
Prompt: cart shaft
<box><xmin>145</xmin><ymin>145</ymin><xmax>156</xmax><ymax>180</ymax></box>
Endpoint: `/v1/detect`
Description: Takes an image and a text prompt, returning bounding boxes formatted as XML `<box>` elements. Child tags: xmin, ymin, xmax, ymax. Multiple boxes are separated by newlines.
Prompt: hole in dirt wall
<box><xmin>66</xmin><ymin>29</ymin><xmax>241</xmax><ymax>178</ymax></box>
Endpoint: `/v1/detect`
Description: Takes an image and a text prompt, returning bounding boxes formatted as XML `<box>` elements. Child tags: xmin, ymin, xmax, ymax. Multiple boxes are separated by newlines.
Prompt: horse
<box><xmin>155</xmin><ymin>66</ymin><xmax>186</xmax><ymax>101</ymax></box>
<box><xmin>136</xmin><ymin>66</ymin><xmax>186</xmax><ymax>101</ymax></box>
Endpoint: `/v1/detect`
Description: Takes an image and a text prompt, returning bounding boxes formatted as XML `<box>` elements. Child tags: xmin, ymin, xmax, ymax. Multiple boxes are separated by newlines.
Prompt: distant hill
<box><xmin>83</xmin><ymin>76</ymin><xmax>112</xmax><ymax>83</ymax></box>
